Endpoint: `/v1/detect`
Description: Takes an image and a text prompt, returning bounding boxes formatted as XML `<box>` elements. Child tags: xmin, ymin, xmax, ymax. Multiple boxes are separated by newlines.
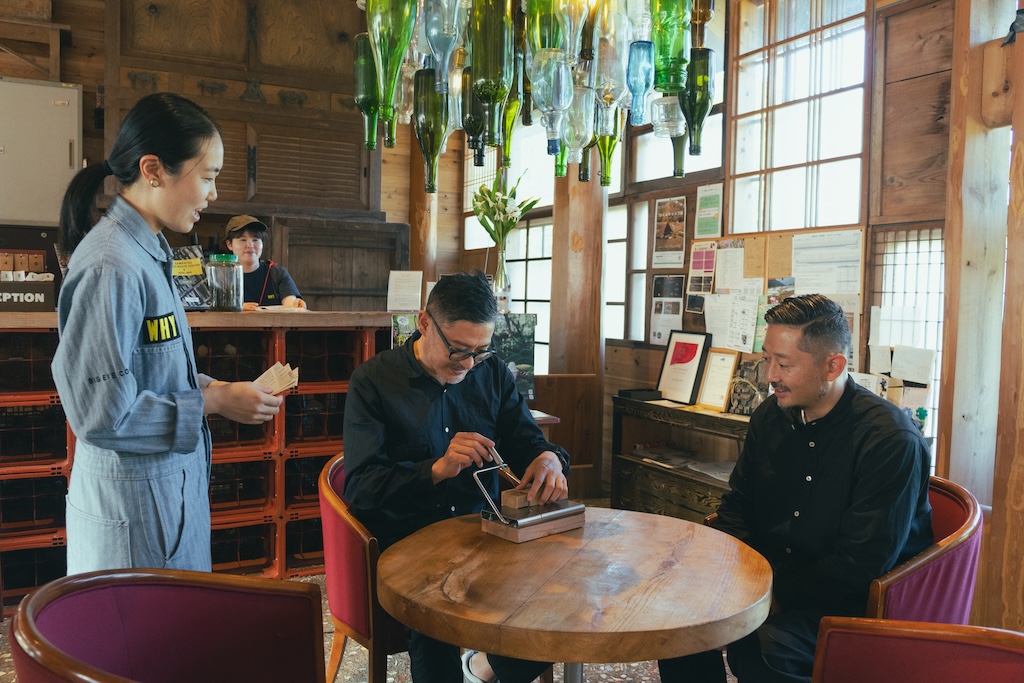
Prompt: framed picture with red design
<box><xmin>656</xmin><ymin>331</ymin><xmax>712</xmax><ymax>405</ymax></box>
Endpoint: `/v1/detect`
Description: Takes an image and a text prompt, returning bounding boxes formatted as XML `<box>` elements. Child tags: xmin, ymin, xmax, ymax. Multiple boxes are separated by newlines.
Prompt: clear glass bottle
<box><xmin>206</xmin><ymin>253</ymin><xmax>243</xmax><ymax>312</ymax></box>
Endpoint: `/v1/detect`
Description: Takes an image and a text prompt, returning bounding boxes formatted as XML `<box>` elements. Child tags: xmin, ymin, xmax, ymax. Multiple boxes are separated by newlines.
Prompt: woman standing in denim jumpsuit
<box><xmin>52</xmin><ymin>93</ymin><xmax>284</xmax><ymax>574</ymax></box>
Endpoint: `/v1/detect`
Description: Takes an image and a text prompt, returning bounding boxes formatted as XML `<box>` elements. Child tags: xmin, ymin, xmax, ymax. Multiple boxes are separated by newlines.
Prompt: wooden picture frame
<box><xmin>698</xmin><ymin>348</ymin><xmax>741</xmax><ymax>412</ymax></box>
<box><xmin>656</xmin><ymin>331</ymin><xmax>712</xmax><ymax>404</ymax></box>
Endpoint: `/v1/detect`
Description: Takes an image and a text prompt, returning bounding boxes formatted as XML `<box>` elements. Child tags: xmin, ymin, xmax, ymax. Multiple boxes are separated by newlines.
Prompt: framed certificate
<box><xmin>656</xmin><ymin>331</ymin><xmax>712</xmax><ymax>404</ymax></box>
<box><xmin>698</xmin><ymin>348</ymin><xmax>741</xmax><ymax>412</ymax></box>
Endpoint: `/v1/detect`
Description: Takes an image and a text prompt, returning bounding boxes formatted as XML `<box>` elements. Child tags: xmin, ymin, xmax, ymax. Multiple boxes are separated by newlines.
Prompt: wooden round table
<box><xmin>377</xmin><ymin>507</ymin><xmax>772</xmax><ymax>665</ymax></box>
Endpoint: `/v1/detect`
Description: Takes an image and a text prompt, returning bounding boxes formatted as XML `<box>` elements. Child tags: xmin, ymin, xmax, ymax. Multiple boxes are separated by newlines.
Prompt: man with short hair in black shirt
<box><xmin>659</xmin><ymin>294</ymin><xmax>932</xmax><ymax>683</ymax></box>
<box><xmin>343</xmin><ymin>271</ymin><xmax>569</xmax><ymax>683</ymax></box>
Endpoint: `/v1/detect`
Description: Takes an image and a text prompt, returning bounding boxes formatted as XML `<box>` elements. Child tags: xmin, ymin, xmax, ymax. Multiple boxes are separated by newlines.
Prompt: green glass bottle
<box><xmin>554</xmin><ymin>141</ymin><xmax>568</xmax><ymax>177</ymax></box>
<box><xmin>577</xmin><ymin>104</ymin><xmax>599</xmax><ymax>182</ymax></box>
<box><xmin>354</xmin><ymin>33</ymin><xmax>380</xmax><ymax>151</ymax></box>
<box><xmin>502</xmin><ymin>33</ymin><xmax>524</xmax><ymax>167</ymax></box>
<box><xmin>470</xmin><ymin>0</ymin><xmax>514</xmax><ymax>146</ymax></box>
<box><xmin>596</xmin><ymin>106</ymin><xmax>621</xmax><ymax>187</ymax></box>
<box><xmin>691</xmin><ymin>0</ymin><xmax>714</xmax><ymax>49</ymax></box>
<box><xmin>462</xmin><ymin>67</ymin><xmax>487</xmax><ymax>166</ymax></box>
<box><xmin>679</xmin><ymin>47</ymin><xmax>713</xmax><ymax>155</ymax></box>
<box><xmin>366</xmin><ymin>0</ymin><xmax>418</xmax><ymax>126</ymax></box>
<box><xmin>519</xmin><ymin>0</ymin><xmax>533</xmax><ymax>126</ymax></box>
<box><xmin>651</xmin><ymin>0</ymin><xmax>690</xmax><ymax>93</ymax></box>
<box><xmin>527</xmin><ymin>0</ymin><xmax>564</xmax><ymax>57</ymax></box>
<box><xmin>414</xmin><ymin>66</ymin><xmax>450</xmax><ymax>193</ymax></box>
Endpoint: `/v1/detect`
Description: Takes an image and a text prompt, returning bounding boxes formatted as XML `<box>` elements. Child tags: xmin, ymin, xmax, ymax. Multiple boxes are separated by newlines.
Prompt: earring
<box><xmin>150</xmin><ymin>179</ymin><xmax>159</xmax><ymax>188</ymax></box>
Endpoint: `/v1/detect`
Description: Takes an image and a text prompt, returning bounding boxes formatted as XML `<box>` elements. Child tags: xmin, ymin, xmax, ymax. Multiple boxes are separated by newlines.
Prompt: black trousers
<box><xmin>406</xmin><ymin>628</ymin><xmax>551</xmax><ymax>683</ymax></box>
<box><xmin>658</xmin><ymin>609</ymin><xmax>821</xmax><ymax>683</ymax></box>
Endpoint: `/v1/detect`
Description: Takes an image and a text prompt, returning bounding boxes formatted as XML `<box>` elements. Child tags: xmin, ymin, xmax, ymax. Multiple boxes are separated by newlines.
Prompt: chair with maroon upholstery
<box><xmin>865</xmin><ymin>475</ymin><xmax>982</xmax><ymax>624</ymax></box>
<box><xmin>8</xmin><ymin>567</ymin><xmax>326</xmax><ymax>683</ymax></box>
<box><xmin>704</xmin><ymin>475</ymin><xmax>983</xmax><ymax>624</ymax></box>
<box><xmin>811</xmin><ymin>616</ymin><xmax>1024</xmax><ymax>683</ymax></box>
<box><xmin>319</xmin><ymin>453</ymin><xmax>408</xmax><ymax>683</ymax></box>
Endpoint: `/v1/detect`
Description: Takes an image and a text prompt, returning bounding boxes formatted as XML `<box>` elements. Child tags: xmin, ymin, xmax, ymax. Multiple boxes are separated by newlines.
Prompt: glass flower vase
<box><xmin>493</xmin><ymin>248</ymin><xmax>512</xmax><ymax>314</ymax></box>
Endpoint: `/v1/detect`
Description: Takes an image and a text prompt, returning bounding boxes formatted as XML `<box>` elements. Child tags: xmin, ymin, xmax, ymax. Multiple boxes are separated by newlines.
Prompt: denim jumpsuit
<box><xmin>52</xmin><ymin>197</ymin><xmax>213</xmax><ymax>574</ymax></box>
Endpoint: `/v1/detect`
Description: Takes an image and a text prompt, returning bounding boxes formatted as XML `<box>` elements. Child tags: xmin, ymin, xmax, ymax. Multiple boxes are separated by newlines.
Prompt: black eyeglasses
<box><xmin>426</xmin><ymin>310</ymin><xmax>497</xmax><ymax>363</ymax></box>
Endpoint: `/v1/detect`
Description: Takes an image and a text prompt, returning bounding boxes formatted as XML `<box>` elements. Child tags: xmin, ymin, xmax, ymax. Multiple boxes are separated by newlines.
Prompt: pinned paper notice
<box><xmin>254</xmin><ymin>362</ymin><xmax>299</xmax><ymax>395</ymax></box>
<box><xmin>890</xmin><ymin>345</ymin><xmax>936</xmax><ymax>385</ymax></box>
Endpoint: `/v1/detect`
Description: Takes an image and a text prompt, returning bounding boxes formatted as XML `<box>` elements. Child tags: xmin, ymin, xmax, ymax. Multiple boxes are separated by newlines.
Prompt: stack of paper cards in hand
<box><xmin>254</xmin><ymin>362</ymin><xmax>299</xmax><ymax>395</ymax></box>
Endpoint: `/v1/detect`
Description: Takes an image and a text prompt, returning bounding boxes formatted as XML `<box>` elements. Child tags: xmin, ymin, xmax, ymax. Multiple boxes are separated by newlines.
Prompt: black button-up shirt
<box><xmin>343</xmin><ymin>332</ymin><xmax>565</xmax><ymax>548</ymax></box>
<box><xmin>715</xmin><ymin>376</ymin><xmax>933</xmax><ymax>616</ymax></box>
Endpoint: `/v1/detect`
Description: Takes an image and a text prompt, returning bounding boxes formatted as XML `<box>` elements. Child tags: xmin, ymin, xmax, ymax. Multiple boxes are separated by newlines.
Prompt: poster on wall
<box><xmin>650</xmin><ymin>275</ymin><xmax>685</xmax><ymax>345</ymax></box>
<box><xmin>695</xmin><ymin>183</ymin><xmax>723</xmax><ymax>238</ymax></box>
<box><xmin>653</xmin><ymin>196</ymin><xmax>687</xmax><ymax>267</ymax></box>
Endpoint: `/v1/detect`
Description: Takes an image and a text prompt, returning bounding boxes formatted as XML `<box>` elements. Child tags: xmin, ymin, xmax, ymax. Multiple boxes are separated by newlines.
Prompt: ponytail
<box><xmin>58</xmin><ymin>160</ymin><xmax>114</xmax><ymax>256</ymax></box>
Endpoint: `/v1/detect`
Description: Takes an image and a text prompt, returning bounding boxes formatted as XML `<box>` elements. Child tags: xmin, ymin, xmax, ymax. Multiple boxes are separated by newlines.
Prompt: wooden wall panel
<box><xmin>602</xmin><ymin>344</ymin><xmax>662</xmax><ymax>490</ymax></box>
<box><xmin>120</xmin><ymin>0</ymin><xmax>247</xmax><ymax>66</ymax></box>
<box><xmin>381</xmin><ymin>125</ymin><xmax>413</xmax><ymax>225</ymax></box>
<box><xmin>883</xmin><ymin>0</ymin><xmax>955</xmax><ymax>84</ymax></box>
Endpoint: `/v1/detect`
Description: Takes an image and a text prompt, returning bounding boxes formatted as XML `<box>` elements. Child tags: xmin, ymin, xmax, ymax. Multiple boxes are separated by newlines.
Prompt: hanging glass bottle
<box><xmin>354</xmin><ymin>33</ymin><xmax>380</xmax><ymax>151</ymax></box>
<box><xmin>560</xmin><ymin>72</ymin><xmax>595</xmax><ymax>165</ymax></box>
<box><xmin>502</xmin><ymin>24</ymin><xmax>525</xmax><ymax>167</ymax></box>
<box><xmin>650</xmin><ymin>0</ymin><xmax>690</xmax><ymax>93</ymax></box>
<box><xmin>679</xmin><ymin>46</ymin><xmax>712</xmax><ymax>155</ymax></box>
<box><xmin>462</xmin><ymin>66</ymin><xmax>487</xmax><ymax>166</ymax></box>
<box><xmin>578</xmin><ymin>102</ymin><xmax>599</xmax><ymax>181</ymax></box>
<box><xmin>528</xmin><ymin>0</ymin><xmax>565</xmax><ymax>57</ymax></box>
<box><xmin>596</xmin><ymin>106</ymin><xmax>621</xmax><ymax>186</ymax></box>
<box><xmin>691</xmin><ymin>0</ymin><xmax>714</xmax><ymax>48</ymax></box>
<box><xmin>414</xmin><ymin>64</ymin><xmax>450</xmax><ymax>193</ymax></box>
<box><xmin>440</xmin><ymin>47</ymin><xmax>468</xmax><ymax>154</ymax></box>
<box><xmin>394</xmin><ymin>39</ymin><xmax>422</xmax><ymax>126</ymax></box>
<box><xmin>626</xmin><ymin>39</ymin><xmax>655</xmax><ymax>126</ymax></box>
<box><xmin>594</xmin><ymin>0</ymin><xmax>631</xmax><ymax>137</ymax></box>
<box><xmin>554</xmin><ymin>141</ymin><xmax>569</xmax><ymax>177</ymax></box>
<box><xmin>531</xmin><ymin>48</ymin><xmax>574</xmax><ymax>154</ymax></box>
<box><xmin>651</xmin><ymin>93</ymin><xmax>687</xmax><ymax>177</ymax></box>
<box><xmin>367</xmin><ymin>0</ymin><xmax>418</xmax><ymax>130</ymax></box>
<box><xmin>470</xmin><ymin>0</ymin><xmax>514</xmax><ymax>146</ymax></box>
<box><xmin>422</xmin><ymin>0</ymin><xmax>468</xmax><ymax>93</ymax></box>
<box><xmin>556</xmin><ymin>0</ymin><xmax>596</xmax><ymax>67</ymax></box>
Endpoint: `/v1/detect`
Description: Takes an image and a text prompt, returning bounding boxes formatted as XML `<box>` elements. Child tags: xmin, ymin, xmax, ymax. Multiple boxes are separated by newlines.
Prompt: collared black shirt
<box><xmin>343</xmin><ymin>332</ymin><xmax>566</xmax><ymax>548</ymax></box>
<box><xmin>715</xmin><ymin>376</ymin><xmax>933</xmax><ymax>616</ymax></box>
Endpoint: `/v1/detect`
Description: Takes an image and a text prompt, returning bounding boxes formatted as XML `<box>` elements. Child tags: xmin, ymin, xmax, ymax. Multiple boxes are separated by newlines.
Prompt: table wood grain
<box><xmin>377</xmin><ymin>507</ymin><xmax>772</xmax><ymax>663</ymax></box>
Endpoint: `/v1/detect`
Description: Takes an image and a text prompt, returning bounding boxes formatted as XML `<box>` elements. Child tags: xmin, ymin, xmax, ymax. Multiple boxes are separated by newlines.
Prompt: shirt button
<box><xmin>444</xmin><ymin>426</ymin><xmax>450</xmax><ymax>433</ymax></box>
<box><xmin>451</xmin><ymin>506</ymin><xmax>456</xmax><ymax>512</ymax></box>
<box><xmin>805</xmin><ymin>475</ymin><xmax>812</xmax><ymax>482</ymax></box>
<box><xmin>809</xmin><ymin>441</ymin><xmax>815</xmax><ymax>447</ymax></box>
<box><xmin>785</xmin><ymin>548</ymin><xmax>792</xmax><ymax>554</ymax></box>
<box><xmin>793</xmin><ymin>510</ymin><xmax>800</xmax><ymax>517</ymax></box>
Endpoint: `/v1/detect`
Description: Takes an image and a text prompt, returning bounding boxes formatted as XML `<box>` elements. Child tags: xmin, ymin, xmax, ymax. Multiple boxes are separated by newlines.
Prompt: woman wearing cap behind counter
<box><xmin>224</xmin><ymin>215</ymin><xmax>307</xmax><ymax>310</ymax></box>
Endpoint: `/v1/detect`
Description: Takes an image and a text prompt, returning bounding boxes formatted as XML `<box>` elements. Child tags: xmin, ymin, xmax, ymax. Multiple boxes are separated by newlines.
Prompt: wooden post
<box><xmin>992</xmin><ymin>3</ymin><xmax>1024</xmax><ymax>632</ymax></box>
<box><xmin>408</xmin><ymin>140</ymin><xmax>438</xmax><ymax>289</ymax></box>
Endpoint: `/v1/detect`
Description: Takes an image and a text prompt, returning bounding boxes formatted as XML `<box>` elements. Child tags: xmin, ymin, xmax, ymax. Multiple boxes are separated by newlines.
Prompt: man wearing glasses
<box><xmin>344</xmin><ymin>271</ymin><xmax>569</xmax><ymax>683</ymax></box>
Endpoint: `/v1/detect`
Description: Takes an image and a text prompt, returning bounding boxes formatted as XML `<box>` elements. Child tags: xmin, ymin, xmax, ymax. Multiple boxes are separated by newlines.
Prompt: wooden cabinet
<box><xmin>611</xmin><ymin>396</ymin><xmax>749</xmax><ymax>523</ymax></box>
<box><xmin>0</xmin><ymin>310</ymin><xmax>389</xmax><ymax>614</ymax></box>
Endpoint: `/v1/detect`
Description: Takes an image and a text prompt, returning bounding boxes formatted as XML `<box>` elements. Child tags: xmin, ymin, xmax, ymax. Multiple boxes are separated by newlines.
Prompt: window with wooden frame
<box><xmin>729</xmin><ymin>0</ymin><xmax>868</xmax><ymax>234</ymax></box>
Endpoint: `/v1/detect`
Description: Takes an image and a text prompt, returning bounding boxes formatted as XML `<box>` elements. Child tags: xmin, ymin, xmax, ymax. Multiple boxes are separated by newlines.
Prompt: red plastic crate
<box><xmin>0</xmin><ymin>537</ymin><xmax>67</xmax><ymax>616</ymax></box>
<box><xmin>210</xmin><ymin>519</ymin><xmax>277</xmax><ymax>577</ymax></box>
<box><xmin>282</xmin><ymin>453</ymin><xmax>332</xmax><ymax>514</ymax></box>
<box><xmin>284</xmin><ymin>392</ymin><xmax>345</xmax><ymax>448</ymax></box>
<box><xmin>284</xmin><ymin>330</ymin><xmax>361</xmax><ymax>383</ymax></box>
<box><xmin>0</xmin><ymin>472</ymin><xmax>67</xmax><ymax>536</ymax></box>
<box><xmin>0</xmin><ymin>330</ymin><xmax>59</xmax><ymax>394</ymax></box>
<box><xmin>209</xmin><ymin>459</ymin><xmax>277</xmax><ymax>520</ymax></box>
<box><xmin>0</xmin><ymin>399</ymin><xmax>69</xmax><ymax>472</ymax></box>
<box><xmin>282</xmin><ymin>512</ymin><xmax>325</xmax><ymax>576</ymax></box>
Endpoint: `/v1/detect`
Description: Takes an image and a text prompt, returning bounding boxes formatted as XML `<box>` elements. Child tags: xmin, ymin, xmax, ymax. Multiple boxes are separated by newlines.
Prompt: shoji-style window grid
<box><xmin>730</xmin><ymin>0</ymin><xmax>868</xmax><ymax>233</ymax></box>
<box><xmin>868</xmin><ymin>224</ymin><xmax>945</xmax><ymax>467</ymax></box>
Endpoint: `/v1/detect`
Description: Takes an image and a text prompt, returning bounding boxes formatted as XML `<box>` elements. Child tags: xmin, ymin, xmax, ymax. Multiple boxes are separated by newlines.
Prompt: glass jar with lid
<box><xmin>206</xmin><ymin>253</ymin><xmax>243</xmax><ymax>312</ymax></box>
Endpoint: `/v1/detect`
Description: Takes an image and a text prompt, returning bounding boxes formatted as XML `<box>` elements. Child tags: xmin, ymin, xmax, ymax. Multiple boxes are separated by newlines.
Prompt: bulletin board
<box><xmin>682</xmin><ymin>226</ymin><xmax>865</xmax><ymax>373</ymax></box>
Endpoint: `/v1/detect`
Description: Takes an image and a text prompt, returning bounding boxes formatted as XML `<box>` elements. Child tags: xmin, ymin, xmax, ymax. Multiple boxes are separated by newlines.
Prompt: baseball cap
<box><xmin>225</xmin><ymin>215</ymin><xmax>268</xmax><ymax>239</ymax></box>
